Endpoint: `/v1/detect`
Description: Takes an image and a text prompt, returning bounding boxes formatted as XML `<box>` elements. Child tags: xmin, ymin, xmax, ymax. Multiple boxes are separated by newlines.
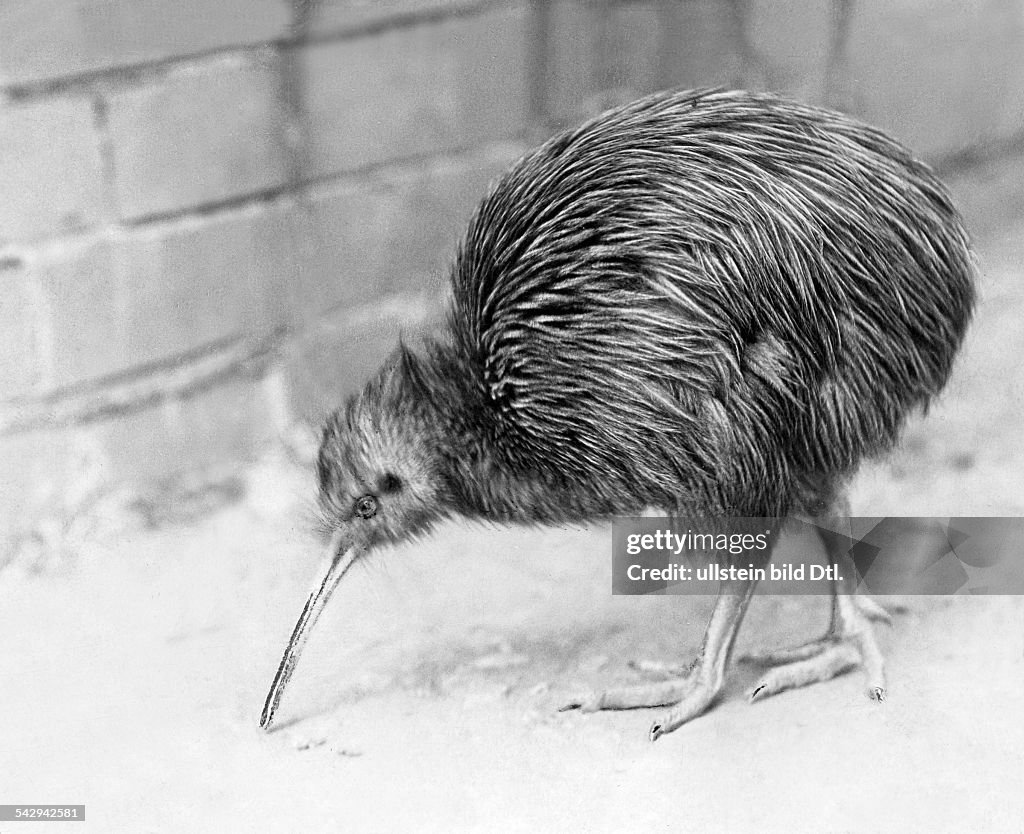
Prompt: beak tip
<box><xmin>259</xmin><ymin>702</ymin><xmax>273</xmax><ymax>731</ymax></box>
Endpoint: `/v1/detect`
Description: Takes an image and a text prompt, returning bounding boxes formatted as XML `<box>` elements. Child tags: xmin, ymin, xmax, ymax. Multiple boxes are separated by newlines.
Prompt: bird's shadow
<box><xmin>264</xmin><ymin>593</ymin><xmax>835</xmax><ymax>730</ymax></box>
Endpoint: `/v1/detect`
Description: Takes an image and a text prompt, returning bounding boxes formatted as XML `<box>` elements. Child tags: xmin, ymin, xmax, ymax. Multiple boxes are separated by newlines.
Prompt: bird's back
<box><xmin>445</xmin><ymin>89</ymin><xmax>976</xmax><ymax>516</ymax></box>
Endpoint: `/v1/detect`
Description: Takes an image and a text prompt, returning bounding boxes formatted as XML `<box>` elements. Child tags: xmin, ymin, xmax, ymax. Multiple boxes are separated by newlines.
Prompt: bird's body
<box><xmin>265</xmin><ymin>89</ymin><xmax>976</xmax><ymax>738</ymax></box>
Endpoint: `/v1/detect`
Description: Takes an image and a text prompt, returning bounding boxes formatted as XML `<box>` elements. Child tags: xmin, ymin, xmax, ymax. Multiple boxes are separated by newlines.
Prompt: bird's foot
<box><xmin>742</xmin><ymin>594</ymin><xmax>887</xmax><ymax>703</ymax></box>
<box><xmin>560</xmin><ymin>663</ymin><xmax>722</xmax><ymax>741</ymax></box>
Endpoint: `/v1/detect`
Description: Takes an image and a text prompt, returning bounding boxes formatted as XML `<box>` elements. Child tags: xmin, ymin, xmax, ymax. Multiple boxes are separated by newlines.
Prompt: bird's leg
<box><xmin>744</xmin><ymin>502</ymin><xmax>888</xmax><ymax>703</ymax></box>
<box><xmin>561</xmin><ymin>577</ymin><xmax>757</xmax><ymax>740</ymax></box>
<box><xmin>739</xmin><ymin>579</ymin><xmax>890</xmax><ymax>666</ymax></box>
<box><xmin>648</xmin><ymin>576</ymin><xmax>758</xmax><ymax>740</ymax></box>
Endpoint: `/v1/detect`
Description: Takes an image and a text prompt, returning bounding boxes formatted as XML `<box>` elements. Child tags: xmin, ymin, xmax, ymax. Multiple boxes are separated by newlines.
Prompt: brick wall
<box><xmin>2</xmin><ymin>0</ymin><xmax>1024</xmax><ymax>558</ymax></box>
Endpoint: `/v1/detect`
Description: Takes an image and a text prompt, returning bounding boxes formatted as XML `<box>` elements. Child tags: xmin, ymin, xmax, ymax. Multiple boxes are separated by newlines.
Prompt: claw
<box><xmin>649</xmin><ymin>721</ymin><xmax>665</xmax><ymax>742</ymax></box>
<box><xmin>559</xmin><ymin>693</ymin><xmax>602</xmax><ymax>713</ymax></box>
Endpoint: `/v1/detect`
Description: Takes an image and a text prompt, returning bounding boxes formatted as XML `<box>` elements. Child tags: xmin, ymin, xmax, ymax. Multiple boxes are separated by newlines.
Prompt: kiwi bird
<box><xmin>261</xmin><ymin>88</ymin><xmax>975</xmax><ymax>740</ymax></box>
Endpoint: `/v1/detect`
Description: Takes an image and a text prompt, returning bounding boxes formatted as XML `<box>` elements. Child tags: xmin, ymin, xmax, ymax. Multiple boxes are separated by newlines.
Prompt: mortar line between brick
<box><xmin>728</xmin><ymin>0</ymin><xmax>760</xmax><ymax>88</ymax></box>
<box><xmin>591</xmin><ymin>0</ymin><xmax>618</xmax><ymax>97</ymax></box>
<box><xmin>68</xmin><ymin>126</ymin><xmax>1024</xmax><ymax>239</ymax></box>
<box><xmin>119</xmin><ymin>138</ymin><xmax>530</xmax><ymax>230</ymax></box>
<box><xmin>526</xmin><ymin>0</ymin><xmax>552</xmax><ymax>128</ymax></box>
<box><xmin>824</xmin><ymin>0</ymin><xmax>855</xmax><ymax>111</ymax></box>
<box><xmin>933</xmin><ymin>131</ymin><xmax>1024</xmax><ymax>178</ymax></box>
<box><xmin>290</xmin><ymin>0</ymin><xmax>515</xmax><ymax>45</ymax></box>
<box><xmin>0</xmin><ymin>329</ymin><xmax>288</xmax><ymax>436</ymax></box>
<box><xmin>278</xmin><ymin>0</ymin><xmax>326</xmax><ymax>340</ymax></box>
<box><xmin>91</xmin><ymin>91</ymin><xmax>122</xmax><ymax>226</ymax></box>
<box><xmin>4</xmin><ymin>126</ymin><xmax>1021</xmax><ymax>257</ymax></box>
<box><xmin>0</xmin><ymin>138</ymin><xmax>527</xmax><ymax>254</ymax></box>
<box><xmin>281</xmin><ymin>1</ymin><xmax>316</xmax><ymax>193</ymax></box>
<box><xmin>0</xmin><ymin>0</ymin><xmax>510</xmax><ymax>102</ymax></box>
<box><xmin>654</xmin><ymin>3</ymin><xmax>685</xmax><ymax>92</ymax></box>
<box><xmin>2</xmin><ymin>44</ymin><xmax>274</xmax><ymax>102</ymax></box>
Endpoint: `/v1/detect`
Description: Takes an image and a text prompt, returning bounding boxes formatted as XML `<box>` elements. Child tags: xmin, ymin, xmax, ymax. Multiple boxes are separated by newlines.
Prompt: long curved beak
<box><xmin>260</xmin><ymin>529</ymin><xmax>363</xmax><ymax>731</ymax></box>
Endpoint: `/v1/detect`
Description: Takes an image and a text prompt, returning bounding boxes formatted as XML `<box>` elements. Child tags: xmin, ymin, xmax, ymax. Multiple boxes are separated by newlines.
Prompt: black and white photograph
<box><xmin>1</xmin><ymin>1</ymin><xmax>1022</xmax><ymax>831</ymax></box>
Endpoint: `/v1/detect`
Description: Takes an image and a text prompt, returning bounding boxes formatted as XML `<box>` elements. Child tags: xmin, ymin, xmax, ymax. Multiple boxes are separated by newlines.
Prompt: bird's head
<box><xmin>314</xmin><ymin>365</ymin><xmax>450</xmax><ymax>550</ymax></box>
<box><xmin>261</xmin><ymin>347</ymin><xmax>451</xmax><ymax>730</ymax></box>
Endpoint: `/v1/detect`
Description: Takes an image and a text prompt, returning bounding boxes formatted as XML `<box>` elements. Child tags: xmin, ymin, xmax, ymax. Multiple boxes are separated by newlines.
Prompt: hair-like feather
<box><xmin>319</xmin><ymin>88</ymin><xmax>976</xmax><ymax>538</ymax></box>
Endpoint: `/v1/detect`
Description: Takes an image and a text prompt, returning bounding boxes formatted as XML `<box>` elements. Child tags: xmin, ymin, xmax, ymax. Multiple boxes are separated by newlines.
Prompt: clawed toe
<box><xmin>559</xmin><ymin>660</ymin><xmax>723</xmax><ymax>739</ymax></box>
<box><xmin>748</xmin><ymin>593</ymin><xmax>887</xmax><ymax>705</ymax></box>
<box><xmin>649</xmin><ymin>720</ymin><xmax>666</xmax><ymax>742</ymax></box>
<box><xmin>558</xmin><ymin>693</ymin><xmax>602</xmax><ymax>713</ymax></box>
<box><xmin>748</xmin><ymin>641</ymin><xmax>860</xmax><ymax>700</ymax></box>
<box><xmin>560</xmin><ymin>671</ymin><xmax>723</xmax><ymax>741</ymax></box>
<box><xmin>648</xmin><ymin>682</ymin><xmax>721</xmax><ymax>739</ymax></box>
<box><xmin>572</xmin><ymin>677</ymin><xmax>695</xmax><ymax>712</ymax></box>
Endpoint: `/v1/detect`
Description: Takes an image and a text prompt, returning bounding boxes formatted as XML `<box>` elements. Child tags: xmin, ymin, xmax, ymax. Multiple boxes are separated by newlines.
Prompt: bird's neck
<box><xmin>399</xmin><ymin>338</ymin><xmax>644</xmax><ymax>525</ymax></box>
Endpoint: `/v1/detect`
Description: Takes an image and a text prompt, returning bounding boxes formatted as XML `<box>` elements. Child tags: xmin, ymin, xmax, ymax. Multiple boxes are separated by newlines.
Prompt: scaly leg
<box><xmin>743</xmin><ymin>499</ymin><xmax>888</xmax><ymax>703</ymax></box>
<box><xmin>561</xmin><ymin>576</ymin><xmax>758</xmax><ymax>740</ymax></box>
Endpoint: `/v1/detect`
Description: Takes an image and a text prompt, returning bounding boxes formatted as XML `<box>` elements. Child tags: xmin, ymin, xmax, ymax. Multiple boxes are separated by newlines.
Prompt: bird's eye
<box><xmin>355</xmin><ymin>495</ymin><xmax>378</xmax><ymax>519</ymax></box>
<box><xmin>379</xmin><ymin>472</ymin><xmax>402</xmax><ymax>494</ymax></box>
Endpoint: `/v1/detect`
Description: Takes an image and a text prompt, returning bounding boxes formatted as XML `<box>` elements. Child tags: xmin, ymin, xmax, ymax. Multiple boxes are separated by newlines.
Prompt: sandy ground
<box><xmin>2</xmin><ymin>219</ymin><xmax>1024</xmax><ymax>833</ymax></box>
